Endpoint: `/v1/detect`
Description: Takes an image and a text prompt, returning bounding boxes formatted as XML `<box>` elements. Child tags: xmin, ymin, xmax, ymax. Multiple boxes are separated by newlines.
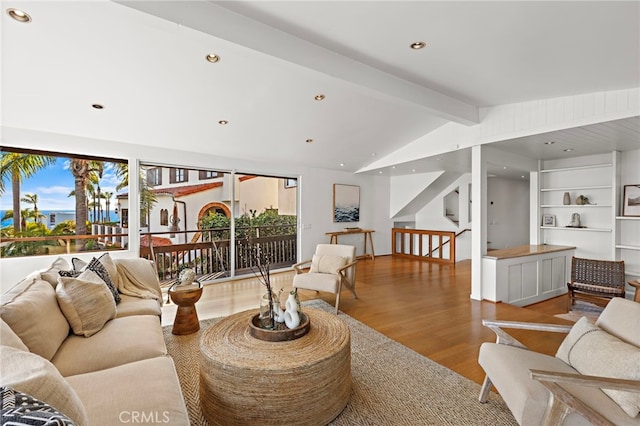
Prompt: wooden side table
<box><xmin>628</xmin><ymin>280</ymin><xmax>640</xmax><ymax>303</ymax></box>
<box><xmin>168</xmin><ymin>281</ymin><xmax>203</xmax><ymax>335</ymax></box>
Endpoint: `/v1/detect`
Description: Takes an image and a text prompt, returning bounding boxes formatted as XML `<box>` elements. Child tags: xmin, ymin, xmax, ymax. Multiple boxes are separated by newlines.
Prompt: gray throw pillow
<box><xmin>0</xmin><ymin>386</ymin><xmax>76</xmax><ymax>426</ymax></box>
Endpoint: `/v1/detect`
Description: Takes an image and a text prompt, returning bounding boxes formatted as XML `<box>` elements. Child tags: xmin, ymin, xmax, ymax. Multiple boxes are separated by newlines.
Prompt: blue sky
<box><xmin>0</xmin><ymin>157</ymin><xmax>123</xmax><ymax>212</ymax></box>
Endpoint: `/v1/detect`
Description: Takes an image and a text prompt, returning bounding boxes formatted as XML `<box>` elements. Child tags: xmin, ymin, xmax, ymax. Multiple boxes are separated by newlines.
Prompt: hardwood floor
<box><xmin>161</xmin><ymin>255</ymin><xmax>573</xmax><ymax>385</ymax></box>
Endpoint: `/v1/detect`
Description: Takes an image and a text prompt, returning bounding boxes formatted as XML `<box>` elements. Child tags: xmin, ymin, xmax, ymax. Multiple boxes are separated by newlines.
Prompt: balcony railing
<box><xmin>391</xmin><ymin>228</ymin><xmax>456</xmax><ymax>264</ymax></box>
<box><xmin>139</xmin><ymin>226</ymin><xmax>297</xmax><ymax>283</ymax></box>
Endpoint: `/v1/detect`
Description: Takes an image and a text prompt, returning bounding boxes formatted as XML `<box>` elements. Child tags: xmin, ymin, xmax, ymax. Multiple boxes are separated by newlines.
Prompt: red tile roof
<box><xmin>140</xmin><ymin>235</ymin><xmax>173</xmax><ymax>247</ymax></box>
<box><xmin>117</xmin><ymin>181</ymin><xmax>223</xmax><ymax>199</ymax></box>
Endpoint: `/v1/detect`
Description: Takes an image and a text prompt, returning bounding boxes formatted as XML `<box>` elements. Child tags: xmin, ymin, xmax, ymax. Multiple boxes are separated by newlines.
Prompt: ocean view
<box><xmin>1</xmin><ymin>210</ymin><xmax>72</xmax><ymax>228</ymax></box>
<box><xmin>0</xmin><ymin>210</ymin><xmax>120</xmax><ymax>229</ymax></box>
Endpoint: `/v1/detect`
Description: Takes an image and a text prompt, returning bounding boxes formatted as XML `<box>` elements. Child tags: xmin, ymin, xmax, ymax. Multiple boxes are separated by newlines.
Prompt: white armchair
<box><xmin>478</xmin><ymin>297</ymin><xmax>640</xmax><ymax>425</ymax></box>
<box><xmin>292</xmin><ymin>244</ymin><xmax>358</xmax><ymax>314</ymax></box>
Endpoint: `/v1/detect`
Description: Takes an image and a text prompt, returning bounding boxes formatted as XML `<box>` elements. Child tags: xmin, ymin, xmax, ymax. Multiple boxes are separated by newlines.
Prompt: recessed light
<box><xmin>218</xmin><ymin>120</ymin><xmax>228</xmax><ymax>125</ymax></box>
<box><xmin>391</xmin><ymin>166</ymin><xmax>396</xmax><ymax>169</ymax></box>
<box><xmin>544</xmin><ymin>141</ymin><xmax>555</xmax><ymax>145</ymax></box>
<box><xmin>521</xmin><ymin>175</ymin><xmax>525</xmax><ymax>179</ymax></box>
<box><xmin>564</xmin><ymin>148</ymin><xmax>573</xmax><ymax>152</ymax></box>
<box><xmin>7</xmin><ymin>8</ymin><xmax>31</xmax><ymax>23</ymax></box>
<box><xmin>379</xmin><ymin>171</ymin><xmax>383</xmax><ymax>174</ymax></box>
<box><xmin>314</xmin><ymin>94</ymin><xmax>325</xmax><ymax>101</ymax></box>
<box><xmin>410</xmin><ymin>41</ymin><xmax>426</xmax><ymax>50</ymax></box>
<box><xmin>412</xmin><ymin>169</ymin><xmax>416</xmax><ymax>173</ymax></box>
<box><xmin>372</xmin><ymin>153</ymin><xmax>377</xmax><ymax>157</ymax></box>
<box><xmin>340</xmin><ymin>163</ymin><xmax>345</xmax><ymax>167</ymax></box>
<box><xmin>206</xmin><ymin>54</ymin><xmax>220</xmax><ymax>63</ymax></box>
<box><xmin>305</xmin><ymin>138</ymin><xmax>313</xmax><ymax>143</ymax></box>
<box><xmin>91</xmin><ymin>104</ymin><xmax>104</xmax><ymax>110</ymax></box>
<box><xmin>503</xmin><ymin>166</ymin><xmax>507</xmax><ymax>170</ymax></box>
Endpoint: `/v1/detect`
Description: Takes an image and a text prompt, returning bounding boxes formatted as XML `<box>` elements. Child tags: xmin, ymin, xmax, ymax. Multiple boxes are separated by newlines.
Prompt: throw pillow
<box><xmin>1</xmin><ymin>386</ymin><xmax>76</xmax><ymax>426</ymax></box>
<box><xmin>0</xmin><ymin>345</ymin><xmax>89</xmax><ymax>425</ymax></box>
<box><xmin>56</xmin><ymin>269</ymin><xmax>117</xmax><ymax>337</ymax></box>
<box><xmin>58</xmin><ymin>269</ymin><xmax>82</xmax><ymax>278</ymax></box>
<box><xmin>556</xmin><ymin>316</ymin><xmax>640</xmax><ymax>418</ymax></box>
<box><xmin>309</xmin><ymin>255</ymin><xmax>348</xmax><ymax>275</ymax></box>
<box><xmin>96</xmin><ymin>252</ymin><xmax>121</xmax><ymax>290</ymax></box>
<box><xmin>0</xmin><ymin>278</ymin><xmax>70</xmax><ymax>360</ymax></box>
<box><xmin>71</xmin><ymin>257</ymin><xmax>87</xmax><ymax>271</ymax></box>
<box><xmin>85</xmin><ymin>257</ymin><xmax>121</xmax><ymax>304</ymax></box>
<box><xmin>39</xmin><ymin>257</ymin><xmax>72</xmax><ymax>287</ymax></box>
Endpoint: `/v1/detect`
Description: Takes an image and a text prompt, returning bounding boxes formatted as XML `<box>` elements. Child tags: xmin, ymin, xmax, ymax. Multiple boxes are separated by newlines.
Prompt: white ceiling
<box><xmin>2</xmin><ymin>1</ymin><xmax>639</xmax><ymax>177</ymax></box>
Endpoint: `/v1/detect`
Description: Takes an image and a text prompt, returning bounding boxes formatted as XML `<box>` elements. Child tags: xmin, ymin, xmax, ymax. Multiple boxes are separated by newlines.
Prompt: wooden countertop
<box><xmin>483</xmin><ymin>244</ymin><xmax>576</xmax><ymax>260</ymax></box>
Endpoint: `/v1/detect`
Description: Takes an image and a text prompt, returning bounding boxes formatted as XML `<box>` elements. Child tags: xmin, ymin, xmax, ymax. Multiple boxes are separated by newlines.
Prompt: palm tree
<box><xmin>0</xmin><ymin>152</ymin><xmax>55</xmax><ymax>233</ymax></box>
<box><xmin>69</xmin><ymin>159</ymin><xmax>103</xmax><ymax>238</ymax></box>
<box><xmin>21</xmin><ymin>193</ymin><xmax>41</xmax><ymax>223</ymax></box>
<box><xmin>103</xmin><ymin>191</ymin><xmax>113</xmax><ymax>222</ymax></box>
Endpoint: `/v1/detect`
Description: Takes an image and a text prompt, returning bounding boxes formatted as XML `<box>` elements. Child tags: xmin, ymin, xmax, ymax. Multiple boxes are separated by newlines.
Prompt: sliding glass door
<box><xmin>137</xmin><ymin>163</ymin><xmax>297</xmax><ymax>284</ymax></box>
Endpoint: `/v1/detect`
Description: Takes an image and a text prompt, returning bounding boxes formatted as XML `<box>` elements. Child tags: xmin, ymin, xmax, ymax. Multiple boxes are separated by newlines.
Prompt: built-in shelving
<box><xmin>540</xmin><ymin>185</ymin><xmax>611</xmax><ymax>192</ymax></box>
<box><xmin>538</xmin><ymin>155</ymin><xmax>616</xmax><ymax>259</ymax></box>
<box><xmin>541</xmin><ymin>226</ymin><xmax>611</xmax><ymax>232</ymax></box>
<box><xmin>539</xmin><ymin>163</ymin><xmax>612</xmax><ymax>173</ymax></box>
<box><xmin>540</xmin><ymin>204</ymin><xmax>611</xmax><ymax>208</ymax></box>
<box><xmin>616</xmin><ymin>244</ymin><xmax>640</xmax><ymax>251</ymax></box>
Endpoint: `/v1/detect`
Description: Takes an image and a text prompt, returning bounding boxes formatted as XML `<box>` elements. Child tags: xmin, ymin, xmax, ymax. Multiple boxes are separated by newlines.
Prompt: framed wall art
<box><xmin>333</xmin><ymin>184</ymin><xmax>360</xmax><ymax>223</ymax></box>
<box><xmin>622</xmin><ymin>184</ymin><xmax>640</xmax><ymax>217</ymax></box>
<box><xmin>542</xmin><ymin>214</ymin><xmax>556</xmax><ymax>227</ymax></box>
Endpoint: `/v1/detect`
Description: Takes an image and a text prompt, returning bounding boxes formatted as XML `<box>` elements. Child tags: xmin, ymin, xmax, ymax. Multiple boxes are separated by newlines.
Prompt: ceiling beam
<box><xmin>116</xmin><ymin>0</ymin><xmax>479</xmax><ymax>125</ymax></box>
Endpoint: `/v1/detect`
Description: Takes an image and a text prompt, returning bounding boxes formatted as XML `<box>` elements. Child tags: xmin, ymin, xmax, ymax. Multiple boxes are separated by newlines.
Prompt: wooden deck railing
<box><xmin>391</xmin><ymin>228</ymin><xmax>456</xmax><ymax>264</ymax></box>
<box><xmin>139</xmin><ymin>228</ymin><xmax>297</xmax><ymax>283</ymax></box>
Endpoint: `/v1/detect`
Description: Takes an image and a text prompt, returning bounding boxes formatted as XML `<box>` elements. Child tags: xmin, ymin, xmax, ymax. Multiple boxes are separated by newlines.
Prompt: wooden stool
<box><xmin>168</xmin><ymin>281</ymin><xmax>203</xmax><ymax>335</ymax></box>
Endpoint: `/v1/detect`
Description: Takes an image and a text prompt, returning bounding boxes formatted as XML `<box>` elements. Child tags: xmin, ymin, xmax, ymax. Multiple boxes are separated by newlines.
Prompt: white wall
<box><xmin>0</xmin><ymin>127</ymin><xmax>391</xmax><ymax>290</ymax></box>
<box><xmin>486</xmin><ymin>177</ymin><xmax>530</xmax><ymax>250</ymax></box>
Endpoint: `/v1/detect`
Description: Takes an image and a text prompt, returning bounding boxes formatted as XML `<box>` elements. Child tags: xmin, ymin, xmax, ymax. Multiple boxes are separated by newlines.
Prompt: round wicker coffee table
<box><xmin>199</xmin><ymin>308</ymin><xmax>351</xmax><ymax>426</ymax></box>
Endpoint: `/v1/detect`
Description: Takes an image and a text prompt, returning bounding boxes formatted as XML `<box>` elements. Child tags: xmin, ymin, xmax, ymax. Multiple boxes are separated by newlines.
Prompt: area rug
<box><xmin>163</xmin><ymin>299</ymin><xmax>517</xmax><ymax>425</ymax></box>
<box><xmin>554</xmin><ymin>300</ymin><xmax>604</xmax><ymax>323</ymax></box>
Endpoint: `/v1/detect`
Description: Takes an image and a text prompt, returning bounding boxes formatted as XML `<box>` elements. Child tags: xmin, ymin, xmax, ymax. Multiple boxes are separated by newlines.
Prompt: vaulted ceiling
<box><xmin>2</xmin><ymin>1</ymin><xmax>639</xmax><ymax>177</ymax></box>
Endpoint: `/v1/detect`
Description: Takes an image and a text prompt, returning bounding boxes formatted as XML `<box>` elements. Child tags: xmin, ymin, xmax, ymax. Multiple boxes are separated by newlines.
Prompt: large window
<box><xmin>138</xmin><ymin>163</ymin><xmax>298</xmax><ymax>283</ymax></box>
<box><xmin>0</xmin><ymin>147</ymin><xmax>128</xmax><ymax>257</ymax></box>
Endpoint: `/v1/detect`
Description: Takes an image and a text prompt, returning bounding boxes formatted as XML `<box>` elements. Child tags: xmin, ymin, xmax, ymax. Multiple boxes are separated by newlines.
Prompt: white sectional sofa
<box><xmin>0</xmin><ymin>254</ymin><xmax>189</xmax><ymax>425</ymax></box>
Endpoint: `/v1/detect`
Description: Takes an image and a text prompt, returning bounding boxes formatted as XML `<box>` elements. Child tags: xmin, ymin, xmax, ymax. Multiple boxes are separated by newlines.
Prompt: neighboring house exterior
<box><xmin>116</xmin><ymin>167</ymin><xmax>297</xmax><ymax>246</ymax></box>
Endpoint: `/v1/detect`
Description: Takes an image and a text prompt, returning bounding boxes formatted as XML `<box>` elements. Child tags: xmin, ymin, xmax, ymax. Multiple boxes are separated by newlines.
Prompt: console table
<box><xmin>200</xmin><ymin>308</ymin><xmax>351</xmax><ymax>425</ymax></box>
<box><xmin>326</xmin><ymin>229</ymin><xmax>375</xmax><ymax>260</ymax></box>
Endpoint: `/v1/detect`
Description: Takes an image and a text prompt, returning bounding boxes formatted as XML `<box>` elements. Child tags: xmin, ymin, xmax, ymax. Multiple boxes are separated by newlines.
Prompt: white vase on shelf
<box><xmin>563</xmin><ymin>192</ymin><xmax>571</xmax><ymax>205</ymax></box>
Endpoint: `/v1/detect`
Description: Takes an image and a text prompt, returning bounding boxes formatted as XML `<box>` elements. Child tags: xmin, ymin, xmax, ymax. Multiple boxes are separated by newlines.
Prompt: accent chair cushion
<box><xmin>556</xmin><ymin>316</ymin><xmax>640</xmax><ymax>418</ymax></box>
<box><xmin>309</xmin><ymin>254</ymin><xmax>347</xmax><ymax>275</ymax></box>
<box><xmin>56</xmin><ymin>269</ymin><xmax>117</xmax><ymax>337</ymax></box>
<box><xmin>0</xmin><ymin>345</ymin><xmax>88</xmax><ymax>426</ymax></box>
<box><xmin>293</xmin><ymin>272</ymin><xmax>341</xmax><ymax>293</ymax></box>
<box><xmin>0</xmin><ymin>386</ymin><xmax>77</xmax><ymax>426</ymax></box>
<box><xmin>0</xmin><ymin>278</ymin><xmax>69</xmax><ymax>360</ymax></box>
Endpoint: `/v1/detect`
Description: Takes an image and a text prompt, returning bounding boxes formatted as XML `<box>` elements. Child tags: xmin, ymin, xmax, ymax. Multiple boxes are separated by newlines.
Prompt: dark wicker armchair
<box><xmin>567</xmin><ymin>256</ymin><xmax>625</xmax><ymax>309</ymax></box>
